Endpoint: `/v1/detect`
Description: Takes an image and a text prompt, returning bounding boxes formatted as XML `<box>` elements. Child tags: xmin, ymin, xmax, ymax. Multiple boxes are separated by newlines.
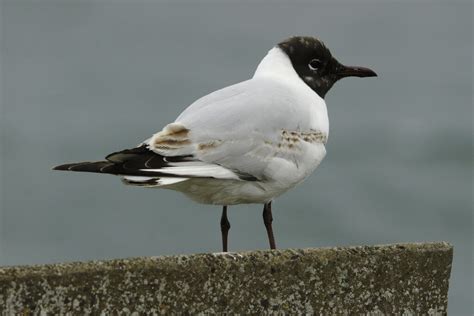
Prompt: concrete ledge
<box><xmin>0</xmin><ymin>242</ymin><xmax>452</xmax><ymax>314</ymax></box>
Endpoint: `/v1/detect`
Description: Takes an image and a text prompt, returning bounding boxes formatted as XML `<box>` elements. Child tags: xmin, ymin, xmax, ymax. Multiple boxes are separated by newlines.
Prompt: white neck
<box><xmin>253</xmin><ymin>46</ymin><xmax>329</xmax><ymax>137</ymax></box>
<box><xmin>253</xmin><ymin>47</ymin><xmax>300</xmax><ymax>80</ymax></box>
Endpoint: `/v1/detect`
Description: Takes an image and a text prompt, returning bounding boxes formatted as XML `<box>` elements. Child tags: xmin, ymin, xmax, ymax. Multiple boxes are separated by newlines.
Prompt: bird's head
<box><xmin>278</xmin><ymin>36</ymin><xmax>377</xmax><ymax>98</ymax></box>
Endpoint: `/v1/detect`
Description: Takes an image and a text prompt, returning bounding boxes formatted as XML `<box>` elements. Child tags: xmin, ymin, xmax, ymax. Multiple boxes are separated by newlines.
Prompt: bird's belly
<box><xmin>165</xmin><ymin>143</ymin><xmax>327</xmax><ymax>205</ymax></box>
<box><xmin>165</xmin><ymin>178</ymin><xmax>289</xmax><ymax>205</ymax></box>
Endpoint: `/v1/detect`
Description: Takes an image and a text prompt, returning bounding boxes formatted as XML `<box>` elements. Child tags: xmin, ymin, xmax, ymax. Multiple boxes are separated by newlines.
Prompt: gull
<box><xmin>54</xmin><ymin>36</ymin><xmax>376</xmax><ymax>252</ymax></box>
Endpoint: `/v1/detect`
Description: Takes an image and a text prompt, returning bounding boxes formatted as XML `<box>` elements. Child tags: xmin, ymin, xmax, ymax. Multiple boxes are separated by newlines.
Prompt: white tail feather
<box><xmin>142</xmin><ymin>162</ymin><xmax>240</xmax><ymax>180</ymax></box>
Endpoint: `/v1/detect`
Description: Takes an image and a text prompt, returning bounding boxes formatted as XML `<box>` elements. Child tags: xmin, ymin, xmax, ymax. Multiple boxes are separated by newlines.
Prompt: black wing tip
<box><xmin>52</xmin><ymin>161</ymin><xmax>105</xmax><ymax>172</ymax></box>
<box><xmin>52</xmin><ymin>163</ymin><xmax>76</xmax><ymax>171</ymax></box>
<box><xmin>106</xmin><ymin>144</ymin><xmax>149</xmax><ymax>162</ymax></box>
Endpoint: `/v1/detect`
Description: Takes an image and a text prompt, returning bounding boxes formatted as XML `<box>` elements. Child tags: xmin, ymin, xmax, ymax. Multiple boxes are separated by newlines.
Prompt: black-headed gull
<box><xmin>54</xmin><ymin>36</ymin><xmax>377</xmax><ymax>251</ymax></box>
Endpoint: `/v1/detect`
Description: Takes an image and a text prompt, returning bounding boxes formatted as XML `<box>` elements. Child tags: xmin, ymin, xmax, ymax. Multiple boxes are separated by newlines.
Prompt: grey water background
<box><xmin>0</xmin><ymin>0</ymin><xmax>472</xmax><ymax>313</ymax></box>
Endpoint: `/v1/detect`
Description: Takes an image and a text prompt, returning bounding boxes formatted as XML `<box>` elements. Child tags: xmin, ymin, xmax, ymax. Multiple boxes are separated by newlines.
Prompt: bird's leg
<box><xmin>263</xmin><ymin>201</ymin><xmax>276</xmax><ymax>250</ymax></box>
<box><xmin>220</xmin><ymin>205</ymin><xmax>231</xmax><ymax>252</ymax></box>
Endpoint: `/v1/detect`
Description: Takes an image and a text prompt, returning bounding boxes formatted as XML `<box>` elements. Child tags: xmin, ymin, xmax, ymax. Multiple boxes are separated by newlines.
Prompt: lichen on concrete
<box><xmin>0</xmin><ymin>242</ymin><xmax>453</xmax><ymax>314</ymax></box>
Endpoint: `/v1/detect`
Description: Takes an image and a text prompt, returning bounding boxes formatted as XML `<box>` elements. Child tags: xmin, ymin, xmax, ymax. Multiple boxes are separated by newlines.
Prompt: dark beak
<box><xmin>337</xmin><ymin>64</ymin><xmax>377</xmax><ymax>78</ymax></box>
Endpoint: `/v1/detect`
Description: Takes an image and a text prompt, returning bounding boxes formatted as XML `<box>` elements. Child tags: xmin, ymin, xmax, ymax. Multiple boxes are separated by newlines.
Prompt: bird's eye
<box><xmin>308</xmin><ymin>59</ymin><xmax>322</xmax><ymax>70</ymax></box>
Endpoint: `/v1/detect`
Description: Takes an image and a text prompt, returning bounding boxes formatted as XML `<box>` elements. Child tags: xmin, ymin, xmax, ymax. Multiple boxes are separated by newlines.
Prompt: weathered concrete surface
<box><xmin>0</xmin><ymin>242</ymin><xmax>452</xmax><ymax>315</ymax></box>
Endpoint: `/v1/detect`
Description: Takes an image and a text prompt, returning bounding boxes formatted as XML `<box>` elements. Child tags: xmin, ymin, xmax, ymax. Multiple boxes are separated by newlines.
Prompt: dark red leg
<box><xmin>220</xmin><ymin>205</ymin><xmax>231</xmax><ymax>252</ymax></box>
<box><xmin>263</xmin><ymin>201</ymin><xmax>276</xmax><ymax>249</ymax></box>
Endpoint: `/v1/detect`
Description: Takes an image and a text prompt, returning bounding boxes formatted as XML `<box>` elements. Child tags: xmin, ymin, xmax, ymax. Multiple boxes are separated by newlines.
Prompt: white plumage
<box><xmin>124</xmin><ymin>47</ymin><xmax>329</xmax><ymax>205</ymax></box>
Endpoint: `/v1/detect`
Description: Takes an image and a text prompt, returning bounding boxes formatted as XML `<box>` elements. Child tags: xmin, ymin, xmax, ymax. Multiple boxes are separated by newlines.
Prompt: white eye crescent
<box><xmin>309</xmin><ymin>58</ymin><xmax>322</xmax><ymax>70</ymax></box>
